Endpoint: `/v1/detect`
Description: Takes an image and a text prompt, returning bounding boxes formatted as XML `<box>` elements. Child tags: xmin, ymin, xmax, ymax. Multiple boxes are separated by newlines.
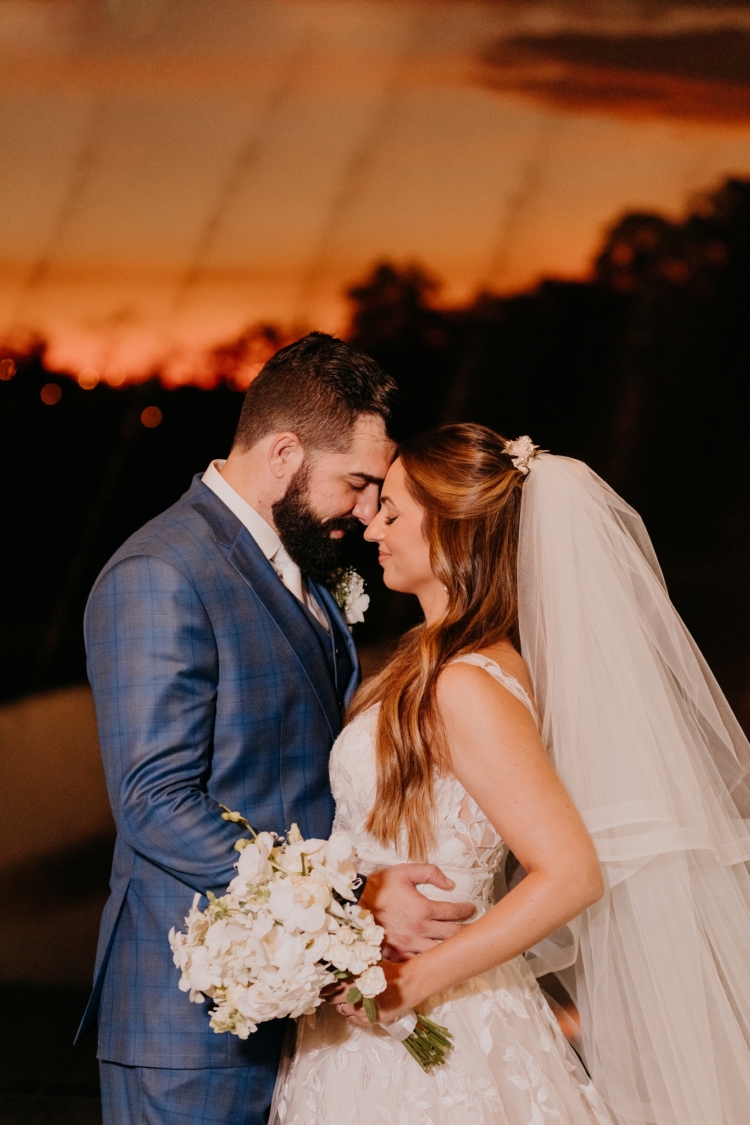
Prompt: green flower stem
<box><xmin>402</xmin><ymin>1015</ymin><xmax>453</xmax><ymax>1072</ymax></box>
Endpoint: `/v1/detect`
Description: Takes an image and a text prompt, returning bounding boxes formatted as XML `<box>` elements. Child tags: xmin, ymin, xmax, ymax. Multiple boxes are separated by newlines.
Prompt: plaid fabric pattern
<box><xmin>78</xmin><ymin>476</ymin><xmax>359</xmax><ymax>1073</ymax></box>
<box><xmin>100</xmin><ymin>1051</ymin><xmax>286</xmax><ymax>1125</ymax></box>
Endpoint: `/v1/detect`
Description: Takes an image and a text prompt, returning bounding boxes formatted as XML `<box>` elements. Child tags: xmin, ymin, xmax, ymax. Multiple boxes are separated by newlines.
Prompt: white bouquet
<box><xmin>169</xmin><ymin>808</ymin><xmax>452</xmax><ymax>1070</ymax></box>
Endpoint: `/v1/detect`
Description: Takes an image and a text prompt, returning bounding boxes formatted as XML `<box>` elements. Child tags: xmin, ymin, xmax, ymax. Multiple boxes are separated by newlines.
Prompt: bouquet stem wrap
<box><xmin>383</xmin><ymin>1012</ymin><xmax>453</xmax><ymax>1071</ymax></box>
<box><xmin>345</xmin><ymin>984</ymin><xmax>453</xmax><ymax>1072</ymax></box>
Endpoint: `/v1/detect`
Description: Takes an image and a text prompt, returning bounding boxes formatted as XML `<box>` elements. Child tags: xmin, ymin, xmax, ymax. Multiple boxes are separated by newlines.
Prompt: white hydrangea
<box><xmin>168</xmin><ymin>817</ymin><xmax>386</xmax><ymax>1040</ymax></box>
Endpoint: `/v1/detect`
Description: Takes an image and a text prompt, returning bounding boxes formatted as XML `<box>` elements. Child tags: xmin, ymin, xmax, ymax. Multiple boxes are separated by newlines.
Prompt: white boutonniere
<box><xmin>329</xmin><ymin>567</ymin><xmax>369</xmax><ymax>625</ymax></box>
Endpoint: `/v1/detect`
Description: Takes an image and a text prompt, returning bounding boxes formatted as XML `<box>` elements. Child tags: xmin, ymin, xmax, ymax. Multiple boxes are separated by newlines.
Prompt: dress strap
<box><xmin>450</xmin><ymin>654</ymin><xmax>539</xmax><ymax>724</ymax></box>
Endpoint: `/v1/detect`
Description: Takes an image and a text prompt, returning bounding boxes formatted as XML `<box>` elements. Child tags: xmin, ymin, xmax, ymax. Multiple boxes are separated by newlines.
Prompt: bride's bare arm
<box><xmin>343</xmin><ymin>660</ymin><xmax>603</xmax><ymax>1026</ymax></box>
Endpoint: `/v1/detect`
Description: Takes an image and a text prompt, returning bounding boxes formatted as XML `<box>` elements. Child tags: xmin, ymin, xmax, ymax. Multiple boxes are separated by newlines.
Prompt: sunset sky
<box><xmin>2</xmin><ymin>0</ymin><xmax>750</xmax><ymax>382</ymax></box>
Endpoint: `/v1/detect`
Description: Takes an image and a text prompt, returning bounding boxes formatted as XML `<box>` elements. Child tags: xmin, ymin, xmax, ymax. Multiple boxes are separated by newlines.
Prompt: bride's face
<box><xmin>365</xmin><ymin>459</ymin><xmax>446</xmax><ymax>618</ymax></box>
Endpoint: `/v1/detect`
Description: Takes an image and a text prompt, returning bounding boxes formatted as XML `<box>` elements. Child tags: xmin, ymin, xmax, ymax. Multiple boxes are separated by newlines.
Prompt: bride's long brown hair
<box><xmin>349</xmin><ymin>423</ymin><xmax>527</xmax><ymax>860</ymax></box>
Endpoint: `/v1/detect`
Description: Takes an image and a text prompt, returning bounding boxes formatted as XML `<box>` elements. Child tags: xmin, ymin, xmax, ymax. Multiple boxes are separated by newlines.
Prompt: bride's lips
<box><xmin>377</xmin><ymin>551</ymin><xmax>391</xmax><ymax>567</ymax></box>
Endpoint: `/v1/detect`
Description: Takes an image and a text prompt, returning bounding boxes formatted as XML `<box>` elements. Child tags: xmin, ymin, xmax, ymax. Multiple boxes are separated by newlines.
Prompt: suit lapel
<box><xmin>191</xmin><ymin>482</ymin><xmax>341</xmax><ymax>737</ymax></box>
<box><xmin>311</xmin><ymin>581</ymin><xmax>362</xmax><ymax>709</ymax></box>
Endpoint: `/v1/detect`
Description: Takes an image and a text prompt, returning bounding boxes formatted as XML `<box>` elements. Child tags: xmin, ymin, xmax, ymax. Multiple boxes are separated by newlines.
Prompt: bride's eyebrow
<box><xmin>380</xmin><ymin>494</ymin><xmax>396</xmax><ymax>507</ymax></box>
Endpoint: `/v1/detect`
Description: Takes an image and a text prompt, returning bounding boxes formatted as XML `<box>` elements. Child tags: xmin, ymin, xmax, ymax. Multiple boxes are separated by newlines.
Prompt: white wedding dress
<box><xmin>271</xmin><ymin>654</ymin><xmax>612</xmax><ymax>1125</ymax></box>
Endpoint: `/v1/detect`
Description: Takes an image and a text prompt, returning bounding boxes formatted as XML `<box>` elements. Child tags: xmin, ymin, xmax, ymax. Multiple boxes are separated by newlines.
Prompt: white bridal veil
<box><xmin>517</xmin><ymin>454</ymin><xmax>750</xmax><ymax>1125</ymax></box>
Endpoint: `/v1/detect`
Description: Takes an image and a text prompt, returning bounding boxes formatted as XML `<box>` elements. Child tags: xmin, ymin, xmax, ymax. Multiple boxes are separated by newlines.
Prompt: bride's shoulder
<box><xmin>477</xmin><ymin>641</ymin><xmax>534</xmax><ymax>696</ymax></box>
<box><xmin>436</xmin><ymin>641</ymin><xmax>534</xmax><ymax>712</ymax></box>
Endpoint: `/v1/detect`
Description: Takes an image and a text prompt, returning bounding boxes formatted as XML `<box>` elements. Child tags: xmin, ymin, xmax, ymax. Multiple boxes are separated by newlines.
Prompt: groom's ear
<box><xmin>267</xmin><ymin>432</ymin><xmax>305</xmax><ymax>480</ymax></box>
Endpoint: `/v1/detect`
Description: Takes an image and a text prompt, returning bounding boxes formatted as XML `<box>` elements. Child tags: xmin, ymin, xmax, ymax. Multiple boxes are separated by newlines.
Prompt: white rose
<box><xmin>347</xmin><ymin>941</ymin><xmax>379</xmax><ymax>976</ymax></box>
<box><xmin>356</xmin><ymin>965</ymin><xmax>387</xmax><ymax>998</ymax></box>
<box><xmin>362</xmin><ymin>922</ymin><xmax>384</xmax><ymax>946</ymax></box>
<box><xmin>350</xmin><ymin>945</ymin><xmax>378</xmax><ymax>971</ymax></box>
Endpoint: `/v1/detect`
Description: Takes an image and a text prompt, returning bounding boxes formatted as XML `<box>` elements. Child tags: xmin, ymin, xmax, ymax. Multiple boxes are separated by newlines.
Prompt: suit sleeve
<box><xmin>85</xmin><ymin>553</ymin><xmax>247</xmax><ymax>894</ymax></box>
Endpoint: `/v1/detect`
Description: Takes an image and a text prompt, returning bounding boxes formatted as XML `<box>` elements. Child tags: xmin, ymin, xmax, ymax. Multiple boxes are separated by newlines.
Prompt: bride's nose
<box><xmin>363</xmin><ymin>510</ymin><xmax>385</xmax><ymax>543</ymax></box>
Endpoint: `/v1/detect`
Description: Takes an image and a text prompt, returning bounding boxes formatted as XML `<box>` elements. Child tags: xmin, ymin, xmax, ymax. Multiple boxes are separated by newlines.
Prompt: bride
<box><xmin>272</xmin><ymin>424</ymin><xmax>750</xmax><ymax>1125</ymax></box>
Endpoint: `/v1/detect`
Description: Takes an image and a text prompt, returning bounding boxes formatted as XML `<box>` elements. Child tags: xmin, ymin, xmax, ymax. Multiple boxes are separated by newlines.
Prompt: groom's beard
<box><xmin>272</xmin><ymin>464</ymin><xmax>361</xmax><ymax>584</ymax></box>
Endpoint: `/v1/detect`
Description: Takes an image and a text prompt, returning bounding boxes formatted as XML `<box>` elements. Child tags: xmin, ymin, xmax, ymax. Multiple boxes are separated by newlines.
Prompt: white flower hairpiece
<box><xmin>503</xmin><ymin>435</ymin><xmax>544</xmax><ymax>475</ymax></box>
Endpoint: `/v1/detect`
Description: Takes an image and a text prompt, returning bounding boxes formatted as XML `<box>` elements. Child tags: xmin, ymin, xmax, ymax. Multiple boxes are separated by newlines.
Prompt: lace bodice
<box><xmin>330</xmin><ymin>653</ymin><xmax>539</xmax><ymax>914</ymax></box>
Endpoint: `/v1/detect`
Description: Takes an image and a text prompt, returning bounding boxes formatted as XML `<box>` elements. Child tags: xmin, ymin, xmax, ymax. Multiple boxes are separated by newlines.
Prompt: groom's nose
<box><xmin>351</xmin><ymin>486</ymin><xmax>380</xmax><ymax>525</ymax></box>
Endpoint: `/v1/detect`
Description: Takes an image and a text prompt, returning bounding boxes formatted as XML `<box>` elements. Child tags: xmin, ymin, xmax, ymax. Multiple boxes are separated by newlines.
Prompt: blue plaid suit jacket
<box><xmin>77</xmin><ymin>475</ymin><xmax>359</xmax><ymax>1069</ymax></box>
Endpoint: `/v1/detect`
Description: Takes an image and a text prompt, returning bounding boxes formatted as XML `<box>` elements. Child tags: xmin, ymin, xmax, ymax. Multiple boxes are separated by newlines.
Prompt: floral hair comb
<box><xmin>503</xmin><ymin>435</ymin><xmax>544</xmax><ymax>475</ymax></box>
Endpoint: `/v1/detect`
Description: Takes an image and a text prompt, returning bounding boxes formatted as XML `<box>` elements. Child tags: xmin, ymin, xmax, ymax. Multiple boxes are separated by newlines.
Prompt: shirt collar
<box><xmin>201</xmin><ymin>460</ymin><xmax>281</xmax><ymax>562</ymax></box>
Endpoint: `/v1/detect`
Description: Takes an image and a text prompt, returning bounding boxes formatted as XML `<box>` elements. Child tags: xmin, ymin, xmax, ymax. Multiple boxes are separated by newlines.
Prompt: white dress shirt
<box><xmin>202</xmin><ymin>460</ymin><xmax>329</xmax><ymax>631</ymax></box>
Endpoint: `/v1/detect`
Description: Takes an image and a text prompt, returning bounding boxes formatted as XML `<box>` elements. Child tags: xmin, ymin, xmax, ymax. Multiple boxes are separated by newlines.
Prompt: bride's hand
<box><xmin>338</xmin><ymin>961</ymin><xmax>415</xmax><ymax>1028</ymax></box>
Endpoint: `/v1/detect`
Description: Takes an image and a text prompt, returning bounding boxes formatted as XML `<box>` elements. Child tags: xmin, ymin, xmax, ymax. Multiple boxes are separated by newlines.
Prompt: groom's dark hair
<box><xmin>232</xmin><ymin>332</ymin><xmax>398</xmax><ymax>454</ymax></box>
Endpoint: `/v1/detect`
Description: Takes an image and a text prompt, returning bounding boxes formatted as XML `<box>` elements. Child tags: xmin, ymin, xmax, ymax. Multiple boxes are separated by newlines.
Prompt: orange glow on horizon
<box><xmin>4</xmin><ymin>1</ymin><xmax>750</xmax><ymax>387</ymax></box>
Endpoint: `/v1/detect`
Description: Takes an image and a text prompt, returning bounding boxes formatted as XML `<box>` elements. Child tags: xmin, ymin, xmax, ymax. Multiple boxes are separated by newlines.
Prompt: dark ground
<box><xmin>0</xmin><ymin>839</ymin><xmax>114</xmax><ymax>1123</ymax></box>
<box><xmin>0</xmin><ymin>987</ymin><xmax>100</xmax><ymax>1125</ymax></box>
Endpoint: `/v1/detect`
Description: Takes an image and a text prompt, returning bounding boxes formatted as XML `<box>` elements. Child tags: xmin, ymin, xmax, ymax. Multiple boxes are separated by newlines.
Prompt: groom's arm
<box><xmin>86</xmin><ymin>554</ymin><xmax>248</xmax><ymax>895</ymax></box>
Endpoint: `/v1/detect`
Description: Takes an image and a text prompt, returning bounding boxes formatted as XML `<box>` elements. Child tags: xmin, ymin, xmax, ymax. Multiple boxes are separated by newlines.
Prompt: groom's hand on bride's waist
<box><xmin>358</xmin><ymin>864</ymin><xmax>475</xmax><ymax>961</ymax></box>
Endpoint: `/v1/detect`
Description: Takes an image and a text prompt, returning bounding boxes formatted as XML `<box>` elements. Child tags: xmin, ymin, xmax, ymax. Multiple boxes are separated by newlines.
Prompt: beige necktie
<box><xmin>272</xmin><ymin>544</ymin><xmax>304</xmax><ymax>603</ymax></box>
<box><xmin>273</xmin><ymin>545</ymin><xmax>330</xmax><ymax>632</ymax></box>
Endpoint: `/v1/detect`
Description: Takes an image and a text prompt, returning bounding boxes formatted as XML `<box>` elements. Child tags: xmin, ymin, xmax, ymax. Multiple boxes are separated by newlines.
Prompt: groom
<box><xmin>79</xmin><ymin>333</ymin><xmax>474</xmax><ymax>1125</ymax></box>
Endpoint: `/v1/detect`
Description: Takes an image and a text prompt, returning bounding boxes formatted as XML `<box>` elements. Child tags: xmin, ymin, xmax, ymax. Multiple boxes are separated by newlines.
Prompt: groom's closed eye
<box><xmin>349</xmin><ymin>473</ymin><xmax>385</xmax><ymax>487</ymax></box>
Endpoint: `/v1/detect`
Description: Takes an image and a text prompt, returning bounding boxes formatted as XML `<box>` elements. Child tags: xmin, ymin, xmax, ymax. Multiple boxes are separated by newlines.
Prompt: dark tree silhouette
<box><xmin>2</xmin><ymin>179</ymin><xmax>750</xmax><ymax>723</ymax></box>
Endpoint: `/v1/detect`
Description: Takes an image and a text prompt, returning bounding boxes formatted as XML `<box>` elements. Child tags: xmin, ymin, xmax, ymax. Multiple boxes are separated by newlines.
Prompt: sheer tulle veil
<box><xmin>517</xmin><ymin>453</ymin><xmax>750</xmax><ymax>1125</ymax></box>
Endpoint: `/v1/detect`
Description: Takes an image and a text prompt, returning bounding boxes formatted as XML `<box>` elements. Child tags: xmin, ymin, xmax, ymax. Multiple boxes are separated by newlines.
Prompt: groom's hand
<box><xmin>358</xmin><ymin>864</ymin><xmax>475</xmax><ymax>961</ymax></box>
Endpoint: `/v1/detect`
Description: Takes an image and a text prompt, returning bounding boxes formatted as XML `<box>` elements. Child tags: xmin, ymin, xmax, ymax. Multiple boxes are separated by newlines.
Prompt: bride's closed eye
<box><xmin>384</xmin><ymin>515</ymin><xmax>398</xmax><ymax>525</ymax></box>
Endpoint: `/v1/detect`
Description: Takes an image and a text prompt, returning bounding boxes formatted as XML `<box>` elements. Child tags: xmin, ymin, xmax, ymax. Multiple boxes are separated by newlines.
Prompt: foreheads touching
<box><xmin>221</xmin><ymin>333</ymin><xmax>398</xmax><ymax>577</ymax></box>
